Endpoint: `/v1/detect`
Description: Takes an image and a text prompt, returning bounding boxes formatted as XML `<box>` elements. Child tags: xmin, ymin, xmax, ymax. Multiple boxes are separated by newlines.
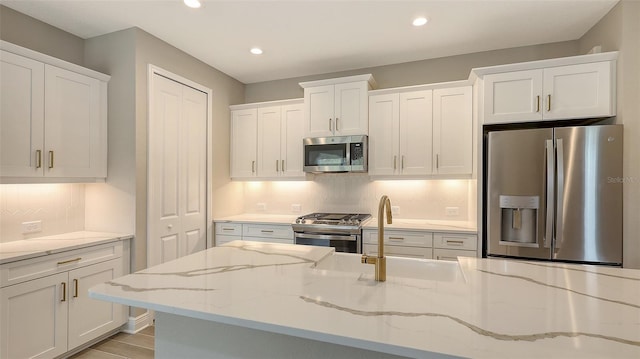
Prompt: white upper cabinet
<box><xmin>230</xmin><ymin>108</ymin><xmax>258</xmax><ymax>179</ymax></box>
<box><xmin>399</xmin><ymin>90</ymin><xmax>433</xmax><ymax>176</ymax></box>
<box><xmin>369</xmin><ymin>84</ymin><xmax>472</xmax><ymax>178</ymax></box>
<box><xmin>231</xmin><ymin>99</ymin><xmax>305</xmax><ymax>180</ymax></box>
<box><xmin>0</xmin><ymin>50</ymin><xmax>45</xmax><ymax>177</ymax></box>
<box><xmin>0</xmin><ymin>42</ymin><xmax>109</xmax><ymax>182</ymax></box>
<box><xmin>433</xmin><ymin>86</ymin><xmax>472</xmax><ymax>175</ymax></box>
<box><xmin>44</xmin><ymin>65</ymin><xmax>105</xmax><ymax>178</ymax></box>
<box><xmin>300</xmin><ymin>74</ymin><xmax>375</xmax><ymax>137</ymax></box>
<box><xmin>368</xmin><ymin>93</ymin><xmax>400</xmax><ymax>176</ymax></box>
<box><xmin>481</xmin><ymin>54</ymin><xmax>616</xmax><ymax>124</ymax></box>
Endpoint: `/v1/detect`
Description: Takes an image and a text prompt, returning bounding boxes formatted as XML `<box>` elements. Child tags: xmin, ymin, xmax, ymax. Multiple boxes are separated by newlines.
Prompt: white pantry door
<box><xmin>149</xmin><ymin>73</ymin><xmax>208</xmax><ymax>266</ymax></box>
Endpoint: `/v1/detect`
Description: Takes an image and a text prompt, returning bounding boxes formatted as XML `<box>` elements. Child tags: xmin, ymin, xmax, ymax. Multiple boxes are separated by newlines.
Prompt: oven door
<box><xmin>294</xmin><ymin>232</ymin><xmax>361</xmax><ymax>253</ymax></box>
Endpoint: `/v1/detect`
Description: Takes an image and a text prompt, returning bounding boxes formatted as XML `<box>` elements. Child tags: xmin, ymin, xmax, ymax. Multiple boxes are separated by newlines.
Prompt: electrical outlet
<box><xmin>256</xmin><ymin>203</ymin><xmax>267</xmax><ymax>211</ymax></box>
<box><xmin>391</xmin><ymin>206</ymin><xmax>400</xmax><ymax>215</ymax></box>
<box><xmin>445</xmin><ymin>207</ymin><xmax>459</xmax><ymax>216</ymax></box>
<box><xmin>291</xmin><ymin>204</ymin><xmax>302</xmax><ymax>213</ymax></box>
<box><xmin>22</xmin><ymin>220</ymin><xmax>42</xmax><ymax>234</ymax></box>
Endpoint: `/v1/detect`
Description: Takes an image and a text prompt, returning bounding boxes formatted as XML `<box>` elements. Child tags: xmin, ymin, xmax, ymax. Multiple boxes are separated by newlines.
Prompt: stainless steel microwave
<box><xmin>303</xmin><ymin>135</ymin><xmax>368</xmax><ymax>173</ymax></box>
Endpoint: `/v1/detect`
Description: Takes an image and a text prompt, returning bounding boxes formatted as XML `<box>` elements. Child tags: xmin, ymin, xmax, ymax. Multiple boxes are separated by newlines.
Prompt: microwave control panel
<box><xmin>350</xmin><ymin>142</ymin><xmax>364</xmax><ymax>165</ymax></box>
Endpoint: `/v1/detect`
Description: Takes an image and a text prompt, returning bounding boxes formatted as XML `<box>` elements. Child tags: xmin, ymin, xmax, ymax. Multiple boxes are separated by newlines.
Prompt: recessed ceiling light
<box><xmin>250</xmin><ymin>47</ymin><xmax>263</xmax><ymax>55</ymax></box>
<box><xmin>184</xmin><ymin>0</ymin><xmax>201</xmax><ymax>9</ymax></box>
<box><xmin>412</xmin><ymin>17</ymin><xmax>428</xmax><ymax>27</ymax></box>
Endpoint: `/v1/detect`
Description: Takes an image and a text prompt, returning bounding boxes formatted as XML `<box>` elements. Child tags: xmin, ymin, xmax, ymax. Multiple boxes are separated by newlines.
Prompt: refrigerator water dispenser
<box><xmin>499</xmin><ymin>195</ymin><xmax>539</xmax><ymax>247</ymax></box>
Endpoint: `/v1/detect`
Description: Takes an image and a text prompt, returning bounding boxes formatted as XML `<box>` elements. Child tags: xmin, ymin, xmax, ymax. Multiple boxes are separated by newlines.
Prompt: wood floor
<box><xmin>69</xmin><ymin>326</ymin><xmax>155</xmax><ymax>359</ymax></box>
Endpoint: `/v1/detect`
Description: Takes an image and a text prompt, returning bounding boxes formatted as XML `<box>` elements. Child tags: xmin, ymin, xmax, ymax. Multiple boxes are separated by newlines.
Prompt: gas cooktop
<box><xmin>294</xmin><ymin>213</ymin><xmax>371</xmax><ymax>226</ymax></box>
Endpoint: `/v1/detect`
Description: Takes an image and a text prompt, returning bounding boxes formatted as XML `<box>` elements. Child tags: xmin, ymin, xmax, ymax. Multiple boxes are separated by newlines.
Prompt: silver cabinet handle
<box><xmin>536</xmin><ymin>95</ymin><xmax>541</xmax><ymax>113</ymax></box>
<box><xmin>336</xmin><ymin>117</ymin><xmax>339</xmax><ymax>131</ymax></box>
<box><xmin>436</xmin><ymin>154</ymin><xmax>439</xmax><ymax>169</ymax></box>
<box><xmin>276</xmin><ymin>160</ymin><xmax>279</xmax><ymax>172</ymax></box>
<box><xmin>61</xmin><ymin>282</ymin><xmax>67</xmax><ymax>302</ymax></box>
<box><xmin>73</xmin><ymin>279</ymin><xmax>79</xmax><ymax>298</ymax></box>
<box><xmin>251</xmin><ymin>160</ymin><xmax>255</xmax><ymax>173</ymax></box>
<box><xmin>388</xmin><ymin>237</ymin><xmax>404</xmax><ymax>241</ymax></box>
<box><xmin>36</xmin><ymin>150</ymin><xmax>42</xmax><ymax>169</ymax></box>
<box><xmin>260</xmin><ymin>230</ymin><xmax>274</xmax><ymax>233</ymax></box>
<box><xmin>401</xmin><ymin>155</ymin><xmax>405</xmax><ymax>169</ymax></box>
<box><xmin>281</xmin><ymin>160</ymin><xmax>285</xmax><ymax>172</ymax></box>
<box><xmin>222</xmin><ymin>228</ymin><xmax>235</xmax><ymax>231</ymax></box>
<box><xmin>329</xmin><ymin>118</ymin><xmax>332</xmax><ymax>132</ymax></box>
<box><xmin>393</xmin><ymin>155</ymin><xmax>397</xmax><ymax>170</ymax></box>
<box><xmin>48</xmin><ymin>150</ymin><xmax>54</xmax><ymax>169</ymax></box>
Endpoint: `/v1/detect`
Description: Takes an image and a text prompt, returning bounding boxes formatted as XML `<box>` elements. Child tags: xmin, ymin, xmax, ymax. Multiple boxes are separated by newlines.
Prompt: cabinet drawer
<box><xmin>363</xmin><ymin>230</ymin><xmax>433</xmax><ymax>248</ymax></box>
<box><xmin>215</xmin><ymin>235</ymin><xmax>241</xmax><ymax>246</ymax></box>
<box><xmin>363</xmin><ymin>244</ymin><xmax>432</xmax><ymax>259</ymax></box>
<box><xmin>243</xmin><ymin>237</ymin><xmax>294</xmax><ymax>245</ymax></box>
<box><xmin>433</xmin><ymin>233</ymin><xmax>477</xmax><ymax>251</ymax></box>
<box><xmin>242</xmin><ymin>224</ymin><xmax>293</xmax><ymax>239</ymax></box>
<box><xmin>433</xmin><ymin>248</ymin><xmax>477</xmax><ymax>261</ymax></box>
<box><xmin>1</xmin><ymin>241</ymin><xmax>123</xmax><ymax>288</ymax></box>
<box><xmin>215</xmin><ymin>222</ymin><xmax>243</xmax><ymax>236</ymax></box>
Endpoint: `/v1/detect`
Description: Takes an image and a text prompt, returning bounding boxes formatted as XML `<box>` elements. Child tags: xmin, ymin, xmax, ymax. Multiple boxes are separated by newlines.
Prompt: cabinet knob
<box><xmin>168</xmin><ymin>224</ymin><xmax>173</xmax><ymax>230</ymax></box>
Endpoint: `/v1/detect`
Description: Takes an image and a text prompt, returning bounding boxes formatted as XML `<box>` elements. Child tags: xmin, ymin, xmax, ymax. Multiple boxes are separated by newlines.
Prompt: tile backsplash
<box><xmin>0</xmin><ymin>184</ymin><xmax>85</xmax><ymax>243</ymax></box>
<box><xmin>242</xmin><ymin>174</ymin><xmax>476</xmax><ymax>221</ymax></box>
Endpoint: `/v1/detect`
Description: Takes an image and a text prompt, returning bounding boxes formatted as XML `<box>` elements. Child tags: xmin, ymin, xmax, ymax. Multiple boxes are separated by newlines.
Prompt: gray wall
<box><xmin>579</xmin><ymin>0</ymin><xmax>640</xmax><ymax>268</ymax></box>
<box><xmin>0</xmin><ymin>5</ymin><xmax>84</xmax><ymax>66</ymax></box>
<box><xmin>245</xmin><ymin>41</ymin><xmax>579</xmax><ymax>103</ymax></box>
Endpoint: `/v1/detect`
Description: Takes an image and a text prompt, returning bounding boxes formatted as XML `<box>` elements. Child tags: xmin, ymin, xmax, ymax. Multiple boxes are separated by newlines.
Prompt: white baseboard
<box><xmin>122</xmin><ymin>311</ymin><xmax>152</xmax><ymax>334</ymax></box>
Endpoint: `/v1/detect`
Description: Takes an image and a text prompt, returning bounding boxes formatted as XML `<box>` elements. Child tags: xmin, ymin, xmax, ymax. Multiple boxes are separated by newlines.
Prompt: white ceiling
<box><xmin>2</xmin><ymin>0</ymin><xmax>618</xmax><ymax>84</ymax></box>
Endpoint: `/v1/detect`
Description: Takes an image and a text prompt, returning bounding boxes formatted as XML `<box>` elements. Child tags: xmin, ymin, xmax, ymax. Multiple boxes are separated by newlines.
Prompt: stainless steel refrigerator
<box><xmin>485</xmin><ymin>124</ymin><xmax>623</xmax><ymax>264</ymax></box>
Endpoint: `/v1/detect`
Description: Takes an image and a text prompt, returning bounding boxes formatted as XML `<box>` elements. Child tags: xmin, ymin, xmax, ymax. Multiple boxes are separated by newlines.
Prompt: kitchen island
<box><xmin>89</xmin><ymin>241</ymin><xmax>640</xmax><ymax>358</ymax></box>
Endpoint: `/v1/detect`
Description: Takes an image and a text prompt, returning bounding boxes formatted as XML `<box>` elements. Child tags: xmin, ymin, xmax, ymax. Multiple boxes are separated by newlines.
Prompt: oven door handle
<box><xmin>294</xmin><ymin>233</ymin><xmax>358</xmax><ymax>241</ymax></box>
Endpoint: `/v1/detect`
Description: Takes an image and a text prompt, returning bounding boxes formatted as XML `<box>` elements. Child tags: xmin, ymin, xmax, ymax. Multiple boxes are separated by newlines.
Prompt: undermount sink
<box><xmin>313</xmin><ymin>252</ymin><xmax>465</xmax><ymax>283</ymax></box>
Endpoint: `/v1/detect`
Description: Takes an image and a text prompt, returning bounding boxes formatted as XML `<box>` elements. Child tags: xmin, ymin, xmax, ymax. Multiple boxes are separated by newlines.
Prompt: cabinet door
<box><xmin>543</xmin><ymin>62</ymin><xmax>614</xmax><ymax>120</ymax></box>
<box><xmin>304</xmin><ymin>85</ymin><xmax>334</xmax><ymax>137</ymax></box>
<box><xmin>257</xmin><ymin>106</ymin><xmax>282</xmax><ymax>177</ymax></box>
<box><xmin>0</xmin><ymin>50</ymin><xmax>45</xmax><ymax>177</ymax></box>
<box><xmin>334</xmin><ymin>81</ymin><xmax>368</xmax><ymax>135</ymax></box>
<box><xmin>483</xmin><ymin>70</ymin><xmax>543</xmax><ymax>124</ymax></box>
<box><xmin>368</xmin><ymin>93</ymin><xmax>400</xmax><ymax>176</ymax></box>
<box><xmin>399</xmin><ymin>90</ymin><xmax>433</xmax><ymax>175</ymax></box>
<box><xmin>230</xmin><ymin>109</ymin><xmax>258</xmax><ymax>178</ymax></box>
<box><xmin>44</xmin><ymin>65</ymin><xmax>104</xmax><ymax>177</ymax></box>
<box><xmin>433</xmin><ymin>86</ymin><xmax>472</xmax><ymax>175</ymax></box>
<box><xmin>1</xmin><ymin>272</ymin><xmax>68</xmax><ymax>359</ymax></box>
<box><xmin>68</xmin><ymin>259</ymin><xmax>124</xmax><ymax>350</ymax></box>
<box><xmin>281</xmin><ymin>103</ymin><xmax>305</xmax><ymax>178</ymax></box>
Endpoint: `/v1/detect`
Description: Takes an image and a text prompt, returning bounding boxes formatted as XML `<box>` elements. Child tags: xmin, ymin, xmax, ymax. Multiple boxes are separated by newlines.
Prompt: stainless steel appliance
<box><xmin>485</xmin><ymin>124</ymin><xmax>623</xmax><ymax>265</ymax></box>
<box><xmin>292</xmin><ymin>213</ymin><xmax>371</xmax><ymax>253</ymax></box>
<box><xmin>303</xmin><ymin>135</ymin><xmax>367</xmax><ymax>173</ymax></box>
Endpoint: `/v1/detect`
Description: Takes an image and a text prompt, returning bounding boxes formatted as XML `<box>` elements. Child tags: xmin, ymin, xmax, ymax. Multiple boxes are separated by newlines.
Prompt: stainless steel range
<box><xmin>292</xmin><ymin>213</ymin><xmax>372</xmax><ymax>253</ymax></box>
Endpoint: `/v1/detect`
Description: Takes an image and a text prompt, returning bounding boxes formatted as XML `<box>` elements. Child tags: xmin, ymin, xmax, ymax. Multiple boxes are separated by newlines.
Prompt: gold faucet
<box><xmin>362</xmin><ymin>195</ymin><xmax>392</xmax><ymax>281</ymax></box>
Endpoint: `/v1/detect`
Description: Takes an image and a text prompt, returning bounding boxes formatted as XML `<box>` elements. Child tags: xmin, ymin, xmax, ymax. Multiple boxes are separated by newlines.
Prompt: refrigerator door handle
<box><xmin>545</xmin><ymin>139</ymin><xmax>555</xmax><ymax>249</ymax></box>
<box><xmin>555</xmin><ymin>138</ymin><xmax>565</xmax><ymax>250</ymax></box>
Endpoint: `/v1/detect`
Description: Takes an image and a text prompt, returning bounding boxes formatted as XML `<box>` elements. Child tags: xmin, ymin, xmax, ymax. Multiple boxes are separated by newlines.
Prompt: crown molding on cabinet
<box><xmin>229</xmin><ymin>98</ymin><xmax>303</xmax><ymax>111</ymax></box>
<box><xmin>299</xmin><ymin>73</ymin><xmax>377</xmax><ymax>89</ymax></box>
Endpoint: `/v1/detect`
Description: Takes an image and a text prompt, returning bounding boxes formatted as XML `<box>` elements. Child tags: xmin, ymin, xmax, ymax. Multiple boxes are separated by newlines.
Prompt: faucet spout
<box><xmin>361</xmin><ymin>195</ymin><xmax>392</xmax><ymax>282</ymax></box>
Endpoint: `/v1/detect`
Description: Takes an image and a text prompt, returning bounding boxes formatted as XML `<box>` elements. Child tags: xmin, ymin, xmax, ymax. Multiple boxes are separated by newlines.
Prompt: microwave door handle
<box><xmin>545</xmin><ymin>139</ymin><xmax>554</xmax><ymax>249</ymax></box>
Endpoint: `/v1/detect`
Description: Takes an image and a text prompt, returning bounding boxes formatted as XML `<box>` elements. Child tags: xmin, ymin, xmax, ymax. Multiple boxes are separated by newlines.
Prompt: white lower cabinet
<box><xmin>363</xmin><ymin>229</ymin><xmax>477</xmax><ymax>261</ymax></box>
<box><xmin>0</xmin><ymin>242</ymin><xmax>127</xmax><ymax>359</ymax></box>
<box><xmin>214</xmin><ymin>222</ymin><xmax>294</xmax><ymax>245</ymax></box>
<box><xmin>363</xmin><ymin>229</ymin><xmax>433</xmax><ymax>259</ymax></box>
<box><xmin>433</xmin><ymin>233</ymin><xmax>478</xmax><ymax>261</ymax></box>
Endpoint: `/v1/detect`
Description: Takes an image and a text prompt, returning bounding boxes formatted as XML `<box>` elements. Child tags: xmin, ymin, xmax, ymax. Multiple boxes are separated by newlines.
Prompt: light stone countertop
<box><xmin>90</xmin><ymin>241</ymin><xmax>640</xmax><ymax>358</ymax></box>
<box><xmin>213</xmin><ymin>214</ymin><xmax>478</xmax><ymax>234</ymax></box>
<box><xmin>213</xmin><ymin>213</ymin><xmax>299</xmax><ymax>225</ymax></box>
<box><xmin>0</xmin><ymin>231</ymin><xmax>133</xmax><ymax>265</ymax></box>
<box><xmin>363</xmin><ymin>218</ymin><xmax>477</xmax><ymax>233</ymax></box>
